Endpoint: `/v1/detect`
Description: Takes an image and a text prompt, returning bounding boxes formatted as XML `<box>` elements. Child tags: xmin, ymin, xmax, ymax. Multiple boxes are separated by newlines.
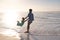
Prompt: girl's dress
<box><xmin>17</xmin><ymin>21</ymin><xmax>24</xmax><ymax>26</ymax></box>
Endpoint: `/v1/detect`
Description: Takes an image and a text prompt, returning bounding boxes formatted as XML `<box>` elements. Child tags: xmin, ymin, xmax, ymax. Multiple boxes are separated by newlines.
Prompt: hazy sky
<box><xmin>0</xmin><ymin>0</ymin><xmax>60</xmax><ymax>12</ymax></box>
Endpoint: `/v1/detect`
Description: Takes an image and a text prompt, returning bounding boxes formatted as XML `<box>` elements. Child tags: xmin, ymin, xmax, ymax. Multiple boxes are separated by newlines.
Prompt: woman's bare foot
<box><xmin>24</xmin><ymin>31</ymin><xmax>29</xmax><ymax>33</ymax></box>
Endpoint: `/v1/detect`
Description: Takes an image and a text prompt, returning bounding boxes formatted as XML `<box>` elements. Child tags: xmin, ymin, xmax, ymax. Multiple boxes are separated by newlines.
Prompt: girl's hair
<box><xmin>22</xmin><ymin>17</ymin><xmax>24</xmax><ymax>20</ymax></box>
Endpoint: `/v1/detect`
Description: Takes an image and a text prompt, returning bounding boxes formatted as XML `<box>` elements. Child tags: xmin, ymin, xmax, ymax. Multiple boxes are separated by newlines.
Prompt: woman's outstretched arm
<box><xmin>24</xmin><ymin>16</ymin><xmax>28</xmax><ymax>19</ymax></box>
<box><xmin>24</xmin><ymin>18</ymin><xmax>29</xmax><ymax>22</ymax></box>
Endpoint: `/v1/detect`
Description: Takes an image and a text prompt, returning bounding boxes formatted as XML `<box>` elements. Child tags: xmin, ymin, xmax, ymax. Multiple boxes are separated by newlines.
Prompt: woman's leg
<box><xmin>27</xmin><ymin>22</ymin><xmax>31</xmax><ymax>32</ymax></box>
<box><xmin>25</xmin><ymin>21</ymin><xmax>32</xmax><ymax>33</ymax></box>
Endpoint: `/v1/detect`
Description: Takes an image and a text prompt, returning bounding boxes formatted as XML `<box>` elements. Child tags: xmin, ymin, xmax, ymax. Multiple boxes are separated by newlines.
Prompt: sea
<box><xmin>0</xmin><ymin>11</ymin><xmax>60</xmax><ymax>40</ymax></box>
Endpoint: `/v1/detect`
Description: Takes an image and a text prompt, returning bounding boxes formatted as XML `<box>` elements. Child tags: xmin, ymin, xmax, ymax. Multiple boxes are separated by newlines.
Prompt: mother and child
<box><xmin>17</xmin><ymin>9</ymin><xmax>34</xmax><ymax>33</ymax></box>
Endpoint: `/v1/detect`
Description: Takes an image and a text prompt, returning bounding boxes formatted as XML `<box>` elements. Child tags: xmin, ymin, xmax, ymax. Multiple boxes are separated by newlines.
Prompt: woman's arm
<box><xmin>24</xmin><ymin>16</ymin><xmax>28</xmax><ymax>19</ymax></box>
<box><xmin>24</xmin><ymin>18</ymin><xmax>29</xmax><ymax>22</ymax></box>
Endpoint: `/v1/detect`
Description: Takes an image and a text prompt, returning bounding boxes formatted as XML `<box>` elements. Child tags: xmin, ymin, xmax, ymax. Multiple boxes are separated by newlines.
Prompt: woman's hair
<box><xmin>29</xmin><ymin>9</ymin><xmax>32</xmax><ymax>11</ymax></box>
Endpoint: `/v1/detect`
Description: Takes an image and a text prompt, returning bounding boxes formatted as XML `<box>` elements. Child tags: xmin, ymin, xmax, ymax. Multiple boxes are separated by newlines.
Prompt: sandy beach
<box><xmin>0</xmin><ymin>34</ymin><xmax>20</xmax><ymax>40</ymax></box>
<box><xmin>0</xmin><ymin>28</ymin><xmax>21</xmax><ymax>40</ymax></box>
<box><xmin>0</xmin><ymin>33</ymin><xmax>60</xmax><ymax>40</ymax></box>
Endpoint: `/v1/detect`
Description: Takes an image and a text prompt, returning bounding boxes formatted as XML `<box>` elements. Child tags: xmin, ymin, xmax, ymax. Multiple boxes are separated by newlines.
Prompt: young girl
<box><xmin>17</xmin><ymin>17</ymin><xmax>28</xmax><ymax>26</ymax></box>
<box><xmin>17</xmin><ymin>17</ymin><xmax>26</xmax><ymax>26</ymax></box>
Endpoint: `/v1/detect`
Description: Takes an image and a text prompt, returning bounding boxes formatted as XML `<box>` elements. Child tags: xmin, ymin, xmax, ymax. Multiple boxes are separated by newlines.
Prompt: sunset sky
<box><xmin>0</xmin><ymin>0</ymin><xmax>60</xmax><ymax>12</ymax></box>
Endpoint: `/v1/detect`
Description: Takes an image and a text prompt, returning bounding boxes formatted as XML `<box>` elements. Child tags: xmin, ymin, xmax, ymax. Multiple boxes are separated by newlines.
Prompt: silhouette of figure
<box><xmin>24</xmin><ymin>9</ymin><xmax>34</xmax><ymax>33</ymax></box>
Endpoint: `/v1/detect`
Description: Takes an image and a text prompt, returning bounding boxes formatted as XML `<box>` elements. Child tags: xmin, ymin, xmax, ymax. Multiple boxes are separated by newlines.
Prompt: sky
<box><xmin>0</xmin><ymin>0</ymin><xmax>60</xmax><ymax>12</ymax></box>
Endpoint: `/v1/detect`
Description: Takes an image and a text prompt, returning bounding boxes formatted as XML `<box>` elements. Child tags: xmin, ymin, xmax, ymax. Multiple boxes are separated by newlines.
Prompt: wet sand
<box><xmin>0</xmin><ymin>30</ymin><xmax>60</xmax><ymax>40</ymax></box>
<box><xmin>0</xmin><ymin>34</ymin><xmax>20</xmax><ymax>40</ymax></box>
<box><xmin>0</xmin><ymin>28</ymin><xmax>21</xmax><ymax>40</ymax></box>
<box><xmin>20</xmin><ymin>33</ymin><xmax>60</xmax><ymax>40</ymax></box>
